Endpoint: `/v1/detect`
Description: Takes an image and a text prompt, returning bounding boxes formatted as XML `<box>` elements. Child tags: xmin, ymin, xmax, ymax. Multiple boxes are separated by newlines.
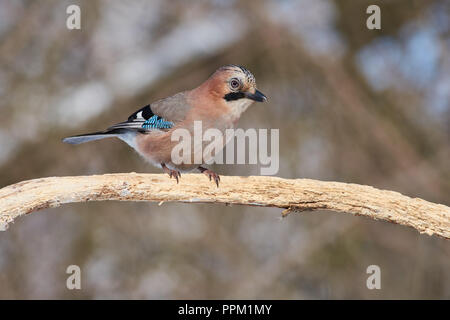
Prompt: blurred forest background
<box><xmin>0</xmin><ymin>0</ymin><xmax>449</xmax><ymax>299</ymax></box>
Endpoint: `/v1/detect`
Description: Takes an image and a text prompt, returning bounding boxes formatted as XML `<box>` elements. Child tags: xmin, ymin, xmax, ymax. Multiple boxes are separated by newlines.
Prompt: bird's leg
<box><xmin>198</xmin><ymin>166</ymin><xmax>220</xmax><ymax>187</ymax></box>
<box><xmin>161</xmin><ymin>163</ymin><xmax>181</xmax><ymax>183</ymax></box>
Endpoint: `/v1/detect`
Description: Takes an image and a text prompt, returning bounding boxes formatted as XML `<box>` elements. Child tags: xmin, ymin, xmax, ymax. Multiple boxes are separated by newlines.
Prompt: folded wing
<box><xmin>108</xmin><ymin>92</ymin><xmax>191</xmax><ymax>132</ymax></box>
<box><xmin>63</xmin><ymin>92</ymin><xmax>191</xmax><ymax>144</ymax></box>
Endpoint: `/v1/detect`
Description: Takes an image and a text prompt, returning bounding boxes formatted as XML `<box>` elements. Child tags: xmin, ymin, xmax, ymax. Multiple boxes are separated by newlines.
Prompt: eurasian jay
<box><xmin>63</xmin><ymin>65</ymin><xmax>267</xmax><ymax>187</ymax></box>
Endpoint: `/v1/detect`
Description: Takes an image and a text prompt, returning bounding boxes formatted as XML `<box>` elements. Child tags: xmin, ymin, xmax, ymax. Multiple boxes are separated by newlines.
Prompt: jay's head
<box><xmin>192</xmin><ymin>65</ymin><xmax>267</xmax><ymax>121</ymax></box>
<box><xmin>201</xmin><ymin>65</ymin><xmax>267</xmax><ymax>120</ymax></box>
<box><xmin>210</xmin><ymin>65</ymin><xmax>267</xmax><ymax>103</ymax></box>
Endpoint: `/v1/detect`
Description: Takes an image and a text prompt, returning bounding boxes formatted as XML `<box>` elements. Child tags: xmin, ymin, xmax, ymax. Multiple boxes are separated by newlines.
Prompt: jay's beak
<box><xmin>245</xmin><ymin>89</ymin><xmax>267</xmax><ymax>102</ymax></box>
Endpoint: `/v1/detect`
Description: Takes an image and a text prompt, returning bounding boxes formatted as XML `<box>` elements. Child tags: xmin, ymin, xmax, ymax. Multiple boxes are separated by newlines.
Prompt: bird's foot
<box><xmin>198</xmin><ymin>166</ymin><xmax>220</xmax><ymax>187</ymax></box>
<box><xmin>161</xmin><ymin>163</ymin><xmax>181</xmax><ymax>183</ymax></box>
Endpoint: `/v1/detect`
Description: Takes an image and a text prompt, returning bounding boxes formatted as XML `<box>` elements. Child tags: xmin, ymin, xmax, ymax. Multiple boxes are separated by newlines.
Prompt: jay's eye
<box><xmin>229</xmin><ymin>78</ymin><xmax>241</xmax><ymax>90</ymax></box>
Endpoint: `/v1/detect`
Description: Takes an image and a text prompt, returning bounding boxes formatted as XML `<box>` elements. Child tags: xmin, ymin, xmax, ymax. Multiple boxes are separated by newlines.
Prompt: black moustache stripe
<box><xmin>224</xmin><ymin>92</ymin><xmax>246</xmax><ymax>101</ymax></box>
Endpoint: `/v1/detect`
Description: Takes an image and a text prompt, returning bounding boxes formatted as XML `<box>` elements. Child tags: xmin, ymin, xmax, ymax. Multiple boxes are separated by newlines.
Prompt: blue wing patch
<box><xmin>142</xmin><ymin>115</ymin><xmax>174</xmax><ymax>130</ymax></box>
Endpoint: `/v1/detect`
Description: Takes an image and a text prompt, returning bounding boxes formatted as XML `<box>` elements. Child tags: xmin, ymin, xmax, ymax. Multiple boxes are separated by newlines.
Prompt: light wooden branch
<box><xmin>0</xmin><ymin>173</ymin><xmax>449</xmax><ymax>239</ymax></box>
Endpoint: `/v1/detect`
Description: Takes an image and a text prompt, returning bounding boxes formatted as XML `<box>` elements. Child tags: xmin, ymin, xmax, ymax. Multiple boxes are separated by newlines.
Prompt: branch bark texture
<box><xmin>0</xmin><ymin>174</ymin><xmax>449</xmax><ymax>239</ymax></box>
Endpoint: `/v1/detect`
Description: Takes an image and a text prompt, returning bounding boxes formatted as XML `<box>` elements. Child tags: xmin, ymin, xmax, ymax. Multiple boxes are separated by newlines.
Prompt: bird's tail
<box><xmin>62</xmin><ymin>129</ymin><xmax>125</xmax><ymax>145</ymax></box>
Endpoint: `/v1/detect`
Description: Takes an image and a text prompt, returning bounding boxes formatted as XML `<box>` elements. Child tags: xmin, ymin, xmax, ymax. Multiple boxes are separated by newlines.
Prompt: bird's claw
<box><xmin>199</xmin><ymin>167</ymin><xmax>220</xmax><ymax>187</ymax></box>
<box><xmin>169</xmin><ymin>170</ymin><xmax>181</xmax><ymax>183</ymax></box>
<box><xmin>162</xmin><ymin>164</ymin><xmax>181</xmax><ymax>184</ymax></box>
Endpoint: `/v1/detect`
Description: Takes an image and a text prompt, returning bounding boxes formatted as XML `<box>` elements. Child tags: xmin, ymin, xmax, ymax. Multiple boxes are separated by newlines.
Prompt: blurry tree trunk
<box><xmin>0</xmin><ymin>174</ymin><xmax>449</xmax><ymax>239</ymax></box>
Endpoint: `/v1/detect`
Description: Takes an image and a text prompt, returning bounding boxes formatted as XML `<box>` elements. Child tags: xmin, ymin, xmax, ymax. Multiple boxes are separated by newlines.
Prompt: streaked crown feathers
<box><xmin>218</xmin><ymin>64</ymin><xmax>256</xmax><ymax>86</ymax></box>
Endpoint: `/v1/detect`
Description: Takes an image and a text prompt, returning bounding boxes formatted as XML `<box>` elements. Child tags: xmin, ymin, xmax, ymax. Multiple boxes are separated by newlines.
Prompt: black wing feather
<box><xmin>108</xmin><ymin>104</ymin><xmax>173</xmax><ymax>132</ymax></box>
